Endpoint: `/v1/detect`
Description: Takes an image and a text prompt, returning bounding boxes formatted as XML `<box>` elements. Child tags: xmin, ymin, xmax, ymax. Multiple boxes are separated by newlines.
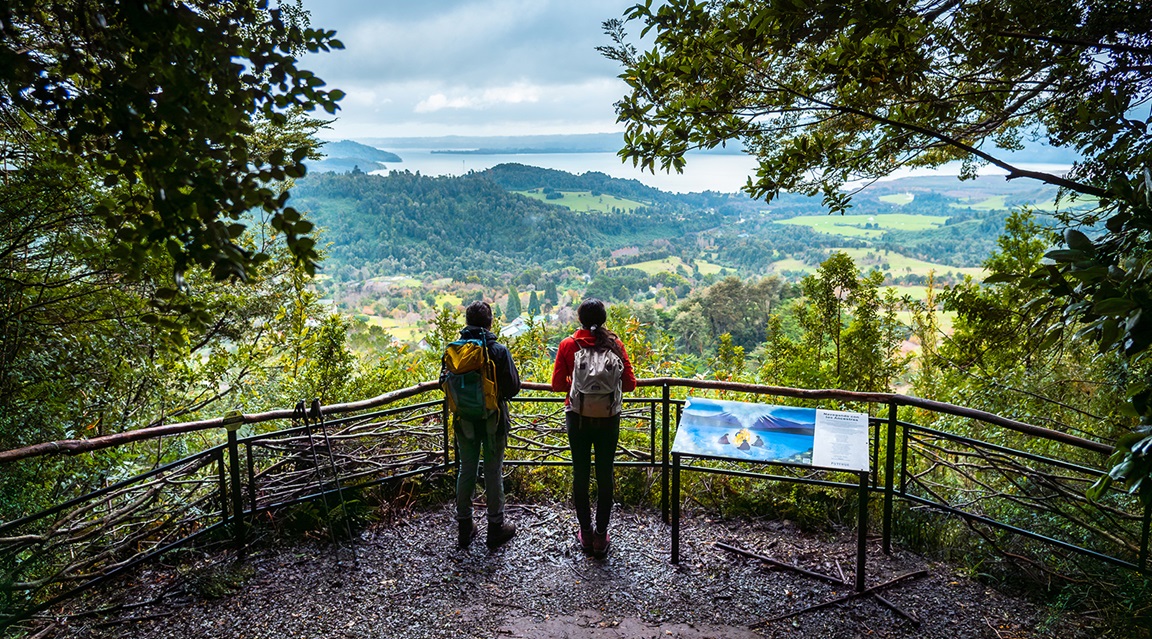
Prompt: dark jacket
<box><xmin>442</xmin><ymin>325</ymin><xmax>521</xmax><ymax>432</ymax></box>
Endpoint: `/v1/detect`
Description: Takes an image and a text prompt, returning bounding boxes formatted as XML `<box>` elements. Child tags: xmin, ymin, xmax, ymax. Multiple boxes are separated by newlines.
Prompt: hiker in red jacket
<box><xmin>550</xmin><ymin>298</ymin><xmax>637</xmax><ymax>557</ymax></box>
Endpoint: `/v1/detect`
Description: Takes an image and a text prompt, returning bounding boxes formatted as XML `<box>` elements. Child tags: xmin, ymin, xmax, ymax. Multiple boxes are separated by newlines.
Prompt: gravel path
<box><xmin>31</xmin><ymin>501</ymin><xmax>1088</xmax><ymax>639</ymax></box>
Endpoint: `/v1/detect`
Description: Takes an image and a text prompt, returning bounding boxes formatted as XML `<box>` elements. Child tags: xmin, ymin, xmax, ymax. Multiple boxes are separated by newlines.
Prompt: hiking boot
<box><xmin>457</xmin><ymin>519</ymin><xmax>478</xmax><ymax>549</ymax></box>
<box><xmin>576</xmin><ymin>526</ymin><xmax>594</xmax><ymax>554</ymax></box>
<box><xmin>592</xmin><ymin>529</ymin><xmax>610</xmax><ymax>558</ymax></box>
<box><xmin>486</xmin><ymin>521</ymin><xmax>516</xmax><ymax>549</ymax></box>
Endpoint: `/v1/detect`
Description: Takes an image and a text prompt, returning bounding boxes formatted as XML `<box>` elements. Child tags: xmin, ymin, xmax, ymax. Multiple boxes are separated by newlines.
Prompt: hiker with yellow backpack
<box><xmin>440</xmin><ymin>301</ymin><xmax>521</xmax><ymax>550</ymax></box>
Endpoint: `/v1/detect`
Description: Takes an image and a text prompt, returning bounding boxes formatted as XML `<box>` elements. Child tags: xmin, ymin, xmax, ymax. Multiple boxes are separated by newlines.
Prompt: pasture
<box><xmin>949</xmin><ymin>195</ymin><xmax>1008</xmax><ymax>211</ymax></box>
<box><xmin>366</xmin><ymin>315</ymin><xmax>421</xmax><ymax>342</ymax></box>
<box><xmin>878</xmin><ymin>193</ymin><xmax>915</xmax><ymax>205</ymax></box>
<box><xmin>609</xmin><ymin>255</ymin><xmax>727</xmax><ymax>276</ymax></box>
<box><xmin>513</xmin><ymin>190</ymin><xmax>646</xmax><ymax>213</ymax></box>
<box><xmin>767</xmin><ymin>249</ymin><xmax>985</xmax><ymax>281</ymax></box>
<box><xmin>774</xmin><ymin>213</ymin><xmax>949</xmax><ymax>238</ymax></box>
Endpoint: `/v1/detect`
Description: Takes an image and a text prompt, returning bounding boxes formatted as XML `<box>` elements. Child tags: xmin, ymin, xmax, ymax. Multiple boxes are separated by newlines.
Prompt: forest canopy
<box><xmin>603</xmin><ymin>0</ymin><xmax>1152</xmax><ymax>504</ymax></box>
<box><xmin>1</xmin><ymin>0</ymin><xmax>342</xmax><ymax>281</ymax></box>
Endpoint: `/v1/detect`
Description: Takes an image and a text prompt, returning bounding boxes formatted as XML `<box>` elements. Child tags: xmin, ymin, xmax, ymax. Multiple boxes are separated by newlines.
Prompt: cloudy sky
<box><xmin>298</xmin><ymin>1</ymin><xmax>638</xmax><ymax>140</ymax></box>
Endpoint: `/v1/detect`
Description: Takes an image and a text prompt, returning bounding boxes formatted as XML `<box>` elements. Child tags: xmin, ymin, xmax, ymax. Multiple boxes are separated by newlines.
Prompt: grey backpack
<box><xmin>569</xmin><ymin>345</ymin><xmax>624</xmax><ymax>417</ymax></box>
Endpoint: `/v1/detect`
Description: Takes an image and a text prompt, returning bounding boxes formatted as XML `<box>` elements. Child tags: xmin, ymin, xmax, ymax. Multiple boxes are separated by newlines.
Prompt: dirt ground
<box><xmin>23</xmin><ymin>501</ymin><xmax>1093</xmax><ymax>639</ymax></box>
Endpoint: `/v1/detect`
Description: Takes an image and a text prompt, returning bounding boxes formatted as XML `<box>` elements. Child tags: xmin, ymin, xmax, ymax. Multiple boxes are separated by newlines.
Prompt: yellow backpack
<box><xmin>441</xmin><ymin>338</ymin><xmax>499</xmax><ymax>420</ymax></box>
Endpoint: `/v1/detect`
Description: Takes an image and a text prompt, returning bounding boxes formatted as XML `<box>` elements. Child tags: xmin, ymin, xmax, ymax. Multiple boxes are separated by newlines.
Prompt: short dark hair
<box><xmin>465</xmin><ymin>301</ymin><xmax>492</xmax><ymax>329</ymax></box>
<box><xmin>577</xmin><ymin>298</ymin><xmax>607</xmax><ymax>329</ymax></box>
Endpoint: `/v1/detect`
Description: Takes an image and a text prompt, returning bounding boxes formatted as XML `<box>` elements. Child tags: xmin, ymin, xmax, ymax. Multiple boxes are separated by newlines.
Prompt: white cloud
<box><xmin>299</xmin><ymin>0</ymin><xmax>639</xmax><ymax>139</ymax></box>
<box><xmin>414</xmin><ymin>83</ymin><xmax>541</xmax><ymax>113</ymax></box>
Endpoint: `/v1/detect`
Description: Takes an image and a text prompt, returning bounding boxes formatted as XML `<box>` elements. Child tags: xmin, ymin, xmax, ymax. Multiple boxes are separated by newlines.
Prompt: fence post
<box><xmin>661</xmin><ymin>383</ymin><xmax>671</xmax><ymax>524</ymax></box>
<box><xmin>225</xmin><ymin>421</ymin><xmax>246</xmax><ymax>558</ymax></box>
<box><xmin>883</xmin><ymin>399</ymin><xmax>897</xmax><ymax>554</ymax></box>
<box><xmin>856</xmin><ymin>471</ymin><xmax>868</xmax><ymax>591</ymax></box>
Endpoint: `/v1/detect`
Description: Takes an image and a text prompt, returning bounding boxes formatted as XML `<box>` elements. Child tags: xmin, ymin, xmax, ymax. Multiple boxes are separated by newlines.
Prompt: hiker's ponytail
<box><xmin>577</xmin><ymin>298</ymin><xmax>622</xmax><ymax>358</ymax></box>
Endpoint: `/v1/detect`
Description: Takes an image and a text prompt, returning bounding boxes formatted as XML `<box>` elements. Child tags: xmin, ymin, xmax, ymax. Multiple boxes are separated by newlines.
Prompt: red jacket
<box><xmin>551</xmin><ymin>329</ymin><xmax>638</xmax><ymax>400</ymax></box>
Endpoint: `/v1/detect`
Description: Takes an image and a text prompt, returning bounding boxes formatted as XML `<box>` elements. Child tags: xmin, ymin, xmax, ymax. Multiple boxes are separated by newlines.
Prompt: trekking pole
<box><xmin>297</xmin><ymin>400</ymin><xmax>341</xmax><ymax>562</ymax></box>
<box><xmin>311</xmin><ymin>398</ymin><xmax>358</xmax><ymax>566</ymax></box>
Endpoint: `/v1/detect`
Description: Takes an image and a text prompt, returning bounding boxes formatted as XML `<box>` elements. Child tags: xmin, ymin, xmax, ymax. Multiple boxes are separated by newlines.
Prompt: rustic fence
<box><xmin>0</xmin><ymin>379</ymin><xmax>1145</xmax><ymax>631</ymax></box>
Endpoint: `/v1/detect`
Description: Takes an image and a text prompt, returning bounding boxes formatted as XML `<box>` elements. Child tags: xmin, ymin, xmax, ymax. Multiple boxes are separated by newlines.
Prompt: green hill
<box><xmin>289</xmin><ymin>166</ymin><xmax>1072</xmax><ymax>284</ymax></box>
<box><xmin>289</xmin><ymin>171</ymin><xmax>725</xmax><ymax>280</ymax></box>
<box><xmin>307</xmin><ymin>139</ymin><xmax>402</xmax><ymax>174</ymax></box>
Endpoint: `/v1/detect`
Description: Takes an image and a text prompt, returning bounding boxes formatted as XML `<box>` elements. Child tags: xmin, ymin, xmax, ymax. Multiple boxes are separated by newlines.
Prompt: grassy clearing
<box><xmin>775</xmin><ymin>213</ymin><xmax>949</xmax><ymax>239</ymax></box>
<box><xmin>892</xmin><ymin>310</ymin><xmax>956</xmax><ymax>334</ymax></box>
<box><xmin>878</xmin><ymin>193</ymin><xmax>915</xmax><ymax>205</ymax></box>
<box><xmin>884</xmin><ymin>285</ymin><xmax>932</xmax><ymax>301</ymax></box>
<box><xmin>949</xmin><ymin>195</ymin><xmax>1007</xmax><ymax>210</ymax></box>
<box><xmin>608</xmin><ymin>255</ymin><xmax>728</xmax><ymax>276</ymax></box>
<box><xmin>367</xmin><ymin>275</ymin><xmax>421</xmax><ymax>288</ymax></box>
<box><xmin>768</xmin><ymin>249</ymin><xmax>985</xmax><ymax>280</ymax></box>
<box><xmin>434</xmin><ymin>292</ymin><xmax>462</xmax><ymax>307</ymax></box>
<box><xmin>847</xmin><ymin>248</ymin><xmax>984</xmax><ymax>279</ymax></box>
<box><xmin>366</xmin><ymin>315</ymin><xmax>421</xmax><ymax>342</ymax></box>
<box><xmin>694</xmin><ymin>259</ymin><xmax>725</xmax><ymax>275</ymax></box>
<box><xmin>513</xmin><ymin>190</ymin><xmax>646</xmax><ymax>213</ymax></box>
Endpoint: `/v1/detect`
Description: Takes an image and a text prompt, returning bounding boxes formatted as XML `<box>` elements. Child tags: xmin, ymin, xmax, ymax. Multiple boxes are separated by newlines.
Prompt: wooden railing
<box><xmin>0</xmin><ymin>379</ymin><xmax>1143</xmax><ymax>632</ymax></box>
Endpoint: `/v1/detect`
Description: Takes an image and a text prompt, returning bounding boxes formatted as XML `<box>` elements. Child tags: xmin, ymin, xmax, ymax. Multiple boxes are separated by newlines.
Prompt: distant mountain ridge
<box><xmin>289</xmin><ymin>161</ymin><xmax>1085</xmax><ymax>282</ymax></box>
<box><xmin>307</xmin><ymin>139</ymin><xmax>402</xmax><ymax>174</ymax></box>
<box><xmin>349</xmin><ymin>133</ymin><xmax>746</xmax><ymax>155</ymax></box>
<box><xmin>289</xmin><ymin>169</ymin><xmax>720</xmax><ymax>279</ymax></box>
<box><xmin>338</xmin><ymin>133</ymin><xmax>1079</xmax><ymax>163</ymax></box>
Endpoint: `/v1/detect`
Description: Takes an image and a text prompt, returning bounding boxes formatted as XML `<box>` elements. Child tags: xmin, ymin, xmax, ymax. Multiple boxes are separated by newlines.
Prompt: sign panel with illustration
<box><xmin>672</xmin><ymin>396</ymin><xmax>869</xmax><ymax>472</ymax></box>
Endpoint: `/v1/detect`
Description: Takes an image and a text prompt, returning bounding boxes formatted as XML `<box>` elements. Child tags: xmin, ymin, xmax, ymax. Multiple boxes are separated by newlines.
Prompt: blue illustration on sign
<box><xmin>673</xmin><ymin>396</ymin><xmax>816</xmax><ymax>465</ymax></box>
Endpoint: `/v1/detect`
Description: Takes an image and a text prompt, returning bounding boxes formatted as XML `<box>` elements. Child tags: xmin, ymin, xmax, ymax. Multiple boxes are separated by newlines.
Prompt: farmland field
<box><xmin>949</xmin><ymin>195</ymin><xmax>1007</xmax><ymax>210</ymax></box>
<box><xmin>767</xmin><ymin>249</ymin><xmax>985</xmax><ymax>280</ymax></box>
<box><xmin>434</xmin><ymin>292</ymin><xmax>462</xmax><ymax>307</ymax></box>
<box><xmin>775</xmin><ymin>213</ymin><xmax>949</xmax><ymax>238</ymax></box>
<box><xmin>513</xmin><ymin>190</ymin><xmax>646</xmax><ymax>213</ymax></box>
<box><xmin>609</xmin><ymin>255</ymin><xmax>727</xmax><ymax>276</ymax></box>
<box><xmin>366</xmin><ymin>315</ymin><xmax>421</xmax><ymax>341</ymax></box>
<box><xmin>878</xmin><ymin>193</ymin><xmax>915</xmax><ymax>205</ymax></box>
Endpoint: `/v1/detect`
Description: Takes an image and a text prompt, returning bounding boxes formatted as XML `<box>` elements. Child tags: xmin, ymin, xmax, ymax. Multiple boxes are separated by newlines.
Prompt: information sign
<box><xmin>671</xmin><ymin>396</ymin><xmax>869</xmax><ymax>472</ymax></box>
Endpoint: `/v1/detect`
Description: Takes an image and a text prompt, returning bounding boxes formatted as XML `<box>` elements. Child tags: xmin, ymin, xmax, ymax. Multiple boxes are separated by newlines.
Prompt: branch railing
<box><xmin>0</xmin><ymin>378</ymin><xmax>1145</xmax><ymax>631</ymax></box>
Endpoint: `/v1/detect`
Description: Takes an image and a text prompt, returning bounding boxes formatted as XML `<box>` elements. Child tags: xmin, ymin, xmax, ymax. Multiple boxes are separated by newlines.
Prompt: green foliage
<box><xmin>505</xmin><ymin>316</ymin><xmax>554</xmax><ymax>383</ymax></box>
<box><xmin>426</xmin><ymin>304</ymin><xmax>462</xmax><ymax>353</ymax></box>
<box><xmin>1</xmin><ymin>0</ymin><xmax>343</xmax><ymax>281</ymax></box>
<box><xmin>603</xmin><ymin>0</ymin><xmax>1152</xmax><ymax>502</ymax></box>
<box><xmin>749</xmin><ymin>252</ymin><xmax>908</xmax><ymax>391</ymax></box>
<box><xmin>544</xmin><ymin>281</ymin><xmax>560</xmax><ymax>306</ymax></box>
<box><xmin>603</xmin><ymin>0</ymin><xmax>1116</xmax><ymax>208</ymax></box>
<box><xmin>708</xmin><ymin>334</ymin><xmax>745</xmax><ymax>382</ymax></box>
<box><xmin>672</xmin><ymin>276</ymin><xmax>788</xmax><ymax>352</ymax></box>
<box><xmin>288</xmin><ymin>169</ymin><xmax>737</xmax><ymax>281</ymax></box>
<box><xmin>505</xmin><ymin>284</ymin><xmax>522</xmax><ymax>320</ymax></box>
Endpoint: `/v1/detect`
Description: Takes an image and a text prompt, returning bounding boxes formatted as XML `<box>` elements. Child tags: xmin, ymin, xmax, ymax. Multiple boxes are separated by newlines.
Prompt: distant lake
<box><xmin>370</xmin><ymin>149</ymin><xmax>1072</xmax><ymax>196</ymax></box>
<box><xmin>371</xmin><ymin>149</ymin><xmax>760</xmax><ymax>194</ymax></box>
